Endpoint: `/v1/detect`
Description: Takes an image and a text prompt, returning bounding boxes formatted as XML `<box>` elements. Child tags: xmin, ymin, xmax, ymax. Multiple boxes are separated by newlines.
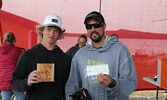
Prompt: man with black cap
<box><xmin>65</xmin><ymin>11</ymin><xmax>137</xmax><ymax>100</ymax></box>
<box><xmin>11</xmin><ymin>14</ymin><xmax>71</xmax><ymax>100</ymax></box>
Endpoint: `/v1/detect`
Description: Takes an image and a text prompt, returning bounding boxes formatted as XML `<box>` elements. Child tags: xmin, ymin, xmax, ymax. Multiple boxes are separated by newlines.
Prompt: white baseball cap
<box><xmin>43</xmin><ymin>14</ymin><xmax>62</xmax><ymax>29</ymax></box>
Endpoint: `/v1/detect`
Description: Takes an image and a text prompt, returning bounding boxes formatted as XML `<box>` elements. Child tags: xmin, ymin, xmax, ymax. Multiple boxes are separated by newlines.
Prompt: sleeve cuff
<box><xmin>108</xmin><ymin>79</ymin><xmax>116</xmax><ymax>88</ymax></box>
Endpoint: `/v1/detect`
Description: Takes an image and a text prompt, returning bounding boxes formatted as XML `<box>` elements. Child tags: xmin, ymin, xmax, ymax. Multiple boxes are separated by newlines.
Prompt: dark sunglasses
<box><xmin>85</xmin><ymin>22</ymin><xmax>104</xmax><ymax>30</ymax></box>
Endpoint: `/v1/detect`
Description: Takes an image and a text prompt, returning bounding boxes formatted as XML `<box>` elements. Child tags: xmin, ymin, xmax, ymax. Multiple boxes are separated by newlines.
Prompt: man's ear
<box><xmin>78</xmin><ymin>38</ymin><xmax>80</xmax><ymax>42</ymax></box>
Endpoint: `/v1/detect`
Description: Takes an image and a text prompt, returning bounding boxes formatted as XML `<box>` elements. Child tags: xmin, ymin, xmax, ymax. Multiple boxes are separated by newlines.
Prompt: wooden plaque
<box><xmin>37</xmin><ymin>63</ymin><xmax>54</xmax><ymax>82</ymax></box>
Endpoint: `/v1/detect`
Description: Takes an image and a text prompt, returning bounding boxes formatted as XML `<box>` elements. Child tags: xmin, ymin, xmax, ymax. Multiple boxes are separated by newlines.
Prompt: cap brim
<box><xmin>44</xmin><ymin>24</ymin><xmax>61</xmax><ymax>30</ymax></box>
<box><xmin>84</xmin><ymin>16</ymin><xmax>101</xmax><ymax>24</ymax></box>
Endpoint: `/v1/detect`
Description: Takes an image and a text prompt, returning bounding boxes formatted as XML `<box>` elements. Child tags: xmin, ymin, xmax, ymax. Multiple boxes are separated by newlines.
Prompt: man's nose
<box><xmin>90</xmin><ymin>26</ymin><xmax>95</xmax><ymax>31</ymax></box>
<box><xmin>50</xmin><ymin>30</ymin><xmax>55</xmax><ymax>35</ymax></box>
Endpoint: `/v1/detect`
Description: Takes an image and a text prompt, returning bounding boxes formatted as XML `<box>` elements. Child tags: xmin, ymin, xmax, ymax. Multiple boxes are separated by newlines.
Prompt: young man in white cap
<box><xmin>11</xmin><ymin>14</ymin><xmax>71</xmax><ymax>100</ymax></box>
<box><xmin>65</xmin><ymin>11</ymin><xmax>137</xmax><ymax>100</ymax></box>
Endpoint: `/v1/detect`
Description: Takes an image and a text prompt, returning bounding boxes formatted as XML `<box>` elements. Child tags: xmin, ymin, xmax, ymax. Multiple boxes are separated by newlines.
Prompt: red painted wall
<box><xmin>0</xmin><ymin>0</ymin><xmax>1</xmax><ymax>44</ymax></box>
<box><xmin>0</xmin><ymin>10</ymin><xmax>39</xmax><ymax>50</ymax></box>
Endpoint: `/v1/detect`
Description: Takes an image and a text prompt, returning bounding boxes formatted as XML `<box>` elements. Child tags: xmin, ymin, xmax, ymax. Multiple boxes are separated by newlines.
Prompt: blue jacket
<box><xmin>65</xmin><ymin>36</ymin><xmax>137</xmax><ymax>100</ymax></box>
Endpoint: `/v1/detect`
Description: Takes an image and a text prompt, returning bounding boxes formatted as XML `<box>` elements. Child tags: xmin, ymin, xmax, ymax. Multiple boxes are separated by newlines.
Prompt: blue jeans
<box><xmin>1</xmin><ymin>90</ymin><xmax>25</xmax><ymax>100</ymax></box>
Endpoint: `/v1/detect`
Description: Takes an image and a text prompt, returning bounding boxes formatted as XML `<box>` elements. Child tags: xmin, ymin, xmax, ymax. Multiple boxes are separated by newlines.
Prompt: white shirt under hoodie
<box><xmin>65</xmin><ymin>36</ymin><xmax>138</xmax><ymax>100</ymax></box>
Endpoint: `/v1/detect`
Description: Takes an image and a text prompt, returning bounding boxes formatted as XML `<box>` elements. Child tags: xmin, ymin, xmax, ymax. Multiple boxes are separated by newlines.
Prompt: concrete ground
<box><xmin>0</xmin><ymin>90</ymin><xmax>167</xmax><ymax>100</ymax></box>
<box><xmin>130</xmin><ymin>90</ymin><xmax>167</xmax><ymax>100</ymax></box>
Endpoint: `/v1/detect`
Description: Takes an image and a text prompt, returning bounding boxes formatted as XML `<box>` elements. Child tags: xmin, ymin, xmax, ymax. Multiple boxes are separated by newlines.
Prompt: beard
<box><xmin>90</xmin><ymin>31</ymin><xmax>104</xmax><ymax>43</ymax></box>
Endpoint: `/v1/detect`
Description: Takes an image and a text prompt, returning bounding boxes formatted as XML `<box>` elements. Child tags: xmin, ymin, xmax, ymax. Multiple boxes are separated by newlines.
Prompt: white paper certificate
<box><xmin>86</xmin><ymin>64</ymin><xmax>109</xmax><ymax>76</ymax></box>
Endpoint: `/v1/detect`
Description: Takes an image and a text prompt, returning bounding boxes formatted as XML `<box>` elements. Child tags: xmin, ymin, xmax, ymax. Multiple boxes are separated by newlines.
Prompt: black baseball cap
<box><xmin>84</xmin><ymin>11</ymin><xmax>105</xmax><ymax>24</ymax></box>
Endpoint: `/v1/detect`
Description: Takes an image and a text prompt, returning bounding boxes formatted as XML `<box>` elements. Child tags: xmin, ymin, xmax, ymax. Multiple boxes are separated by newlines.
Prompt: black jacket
<box><xmin>11</xmin><ymin>43</ymin><xmax>71</xmax><ymax>100</ymax></box>
<box><xmin>66</xmin><ymin>43</ymin><xmax>79</xmax><ymax>58</ymax></box>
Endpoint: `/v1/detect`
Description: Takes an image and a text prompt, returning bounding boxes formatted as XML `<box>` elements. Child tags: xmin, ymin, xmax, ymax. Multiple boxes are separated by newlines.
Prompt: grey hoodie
<box><xmin>65</xmin><ymin>36</ymin><xmax>137</xmax><ymax>100</ymax></box>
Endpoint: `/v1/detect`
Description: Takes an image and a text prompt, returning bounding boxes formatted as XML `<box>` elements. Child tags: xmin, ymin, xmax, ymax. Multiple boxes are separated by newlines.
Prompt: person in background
<box><xmin>65</xmin><ymin>11</ymin><xmax>137</xmax><ymax>100</ymax></box>
<box><xmin>66</xmin><ymin>35</ymin><xmax>87</xmax><ymax>58</ymax></box>
<box><xmin>0</xmin><ymin>31</ymin><xmax>25</xmax><ymax>100</ymax></box>
<box><xmin>11</xmin><ymin>14</ymin><xmax>71</xmax><ymax>100</ymax></box>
